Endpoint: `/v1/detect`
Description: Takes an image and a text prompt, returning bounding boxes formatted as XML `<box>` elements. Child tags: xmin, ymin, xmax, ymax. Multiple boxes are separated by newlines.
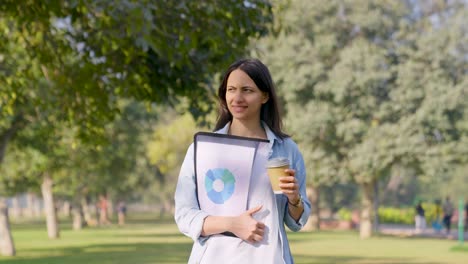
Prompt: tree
<box><xmin>52</xmin><ymin>100</ymin><xmax>157</xmax><ymax>229</ymax></box>
<box><xmin>3</xmin><ymin>119</ymin><xmax>76</xmax><ymax>239</ymax></box>
<box><xmin>146</xmin><ymin>108</ymin><xmax>210</xmax><ymax>217</ymax></box>
<box><xmin>256</xmin><ymin>0</ymin><xmax>467</xmax><ymax>237</ymax></box>
<box><xmin>0</xmin><ymin>0</ymin><xmax>273</xmax><ymax>255</ymax></box>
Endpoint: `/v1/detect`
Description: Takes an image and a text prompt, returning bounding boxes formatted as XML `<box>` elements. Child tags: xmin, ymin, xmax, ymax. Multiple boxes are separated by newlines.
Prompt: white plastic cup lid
<box><xmin>266</xmin><ymin>157</ymin><xmax>290</xmax><ymax>168</ymax></box>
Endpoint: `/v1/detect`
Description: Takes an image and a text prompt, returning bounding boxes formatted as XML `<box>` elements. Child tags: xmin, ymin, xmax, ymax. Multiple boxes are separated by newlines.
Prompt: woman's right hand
<box><xmin>229</xmin><ymin>205</ymin><xmax>265</xmax><ymax>243</ymax></box>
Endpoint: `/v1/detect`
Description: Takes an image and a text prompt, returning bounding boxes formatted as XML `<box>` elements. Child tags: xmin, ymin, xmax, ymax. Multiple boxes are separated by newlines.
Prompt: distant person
<box><xmin>432</xmin><ymin>199</ymin><xmax>443</xmax><ymax>233</ymax></box>
<box><xmin>414</xmin><ymin>201</ymin><xmax>426</xmax><ymax>233</ymax></box>
<box><xmin>98</xmin><ymin>195</ymin><xmax>111</xmax><ymax>225</ymax></box>
<box><xmin>465</xmin><ymin>200</ymin><xmax>468</xmax><ymax>232</ymax></box>
<box><xmin>442</xmin><ymin>197</ymin><xmax>454</xmax><ymax>234</ymax></box>
<box><xmin>117</xmin><ymin>201</ymin><xmax>127</xmax><ymax>226</ymax></box>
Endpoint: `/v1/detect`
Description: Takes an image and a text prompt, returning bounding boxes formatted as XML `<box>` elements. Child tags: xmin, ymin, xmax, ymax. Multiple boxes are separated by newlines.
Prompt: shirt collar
<box><xmin>262</xmin><ymin>121</ymin><xmax>282</xmax><ymax>144</ymax></box>
<box><xmin>217</xmin><ymin>122</ymin><xmax>230</xmax><ymax>134</ymax></box>
<box><xmin>216</xmin><ymin>121</ymin><xmax>283</xmax><ymax>144</ymax></box>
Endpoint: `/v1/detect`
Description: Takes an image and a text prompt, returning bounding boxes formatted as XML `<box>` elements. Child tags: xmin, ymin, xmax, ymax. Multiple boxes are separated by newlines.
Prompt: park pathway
<box><xmin>378</xmin><ymin>223</ymin><xmax>468</xmax><ymax>240</ymax></box>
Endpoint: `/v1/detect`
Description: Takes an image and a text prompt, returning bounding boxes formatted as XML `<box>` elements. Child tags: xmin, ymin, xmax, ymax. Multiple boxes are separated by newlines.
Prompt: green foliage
<box><xmin>256</xmin><ymin>0</ymin><xmax>468</xmax><ymax>201</ymax></box>
<box><xmin>0</xmin><ymin>0</ymin><xmax>272</xmax><ymax>198</ymax></box>
<box><xmin>321</xmin><ymin>183</ymin><xmax>359</xmax><ymax>212</ymax></box>
<box><xmin>337</xmin><ymin>208</ymin><xmax>352</xmax><ymax>221</ymax></box>
<box><xmin>145</xmin><ymin>110</ymin><xmax>210</xmax><ymax>203</ymax></box>
<box><xmin>378</xmin><ymin>207</ymin><xmax>414</xmax><ymax>225</ymax></box>
<box><xmin>0</xmin><ymin>117</ymin><xmax>73</xmax><ymax>196</ymax></box>
<box><xmin>53</xmin><ymin>100</ymin><xmax>157</xmax><ymax>202</ymax></box>
<box><xmin>147</xmin><ymin>113</ymin><xmax>196</xmax><ymax>176</ymax></box>
<box><xmin>0</xmin><ymin>0</ymin><xmax>273</xmax><ymax>132</ymax></box>
<box><xmin>423</xmin><ymin>203</ymin><xmax>443</xmax><ymax>224</ymax></box>
<box><xmin>0</xmin><ymin>147</ymin><xmax>44</xmax><ymax>195</ymax></box>
<box><xmin>377</xmin><ymin>202</ymin><xmax>444</xmax><ymax>225</ymax></box>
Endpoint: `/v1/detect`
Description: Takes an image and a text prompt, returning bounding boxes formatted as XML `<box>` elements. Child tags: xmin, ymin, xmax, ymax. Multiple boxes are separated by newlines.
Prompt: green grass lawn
<box><xmin>1</xmin><ymin>215</ymin><xmax>466</xmax><ymax>264</ymax></box>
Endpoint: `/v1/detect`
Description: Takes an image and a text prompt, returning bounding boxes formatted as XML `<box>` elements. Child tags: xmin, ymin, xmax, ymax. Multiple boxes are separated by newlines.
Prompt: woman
<box><xmin>175</xmin><ymin>58</ymin><xmax>310</xmax><ymax>263</ymax></box>
<box><xmin>414</xmin><ymin>201</ymin><xmax>426</xmax><ymax>233</ymax></box>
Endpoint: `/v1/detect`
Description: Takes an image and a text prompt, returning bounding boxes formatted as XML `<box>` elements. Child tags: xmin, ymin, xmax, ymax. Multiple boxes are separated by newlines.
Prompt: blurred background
<box><xmin>0</xmin><ymin>0</ymin><xmax>467</xmax><ymax>262</ymax></box>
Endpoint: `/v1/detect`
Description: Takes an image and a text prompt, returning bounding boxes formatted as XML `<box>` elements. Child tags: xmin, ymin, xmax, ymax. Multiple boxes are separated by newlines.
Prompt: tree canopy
<box><xmin>0</xmin><ymin>0</ymin><xmax>273</xmax><ymax>145</ymax></box>
<box><xmin>0</xmin><ymin>0</ymin><xmax>274</xmax><ymax>193</ymax></box>
<box><xmin>256</xmin><ymin>0</ymin><xmax>467</xmax><ymax>237</ymax></box>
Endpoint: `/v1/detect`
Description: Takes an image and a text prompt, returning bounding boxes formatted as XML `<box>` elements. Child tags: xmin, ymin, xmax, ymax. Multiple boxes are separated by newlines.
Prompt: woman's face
<box><xmin>225</xmin><ymin>69</ymin><xmax>268</xmax><ymax>123</ymax></box>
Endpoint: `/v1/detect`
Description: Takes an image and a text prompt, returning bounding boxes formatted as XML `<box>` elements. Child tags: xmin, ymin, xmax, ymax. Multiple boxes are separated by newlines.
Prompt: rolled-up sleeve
<box><xmin>284</xmin><ymin>147</ymin><xmax>311</xmax><ymax>231</ymax></box>
<box><xmin>174</xmin><ymin>144</ymin><xmax>210</xmax><ymax>244</ymax></box>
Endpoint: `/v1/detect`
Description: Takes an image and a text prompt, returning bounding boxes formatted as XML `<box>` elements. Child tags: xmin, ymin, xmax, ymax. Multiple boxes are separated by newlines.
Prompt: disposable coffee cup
<box><xmin>266</xmin><ymin>157</ymin><xmax>290</xmax><ymax>194</ymax></box>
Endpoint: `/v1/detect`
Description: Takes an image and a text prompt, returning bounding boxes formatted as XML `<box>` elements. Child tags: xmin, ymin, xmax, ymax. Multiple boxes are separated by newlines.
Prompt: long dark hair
<box><xmin>214</xmin><ymin>58</ymin><xmax>289</xmax><ymax>139</ymax></box>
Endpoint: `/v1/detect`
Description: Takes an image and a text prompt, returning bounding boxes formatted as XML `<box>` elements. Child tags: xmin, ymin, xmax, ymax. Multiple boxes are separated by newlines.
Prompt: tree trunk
<box><xmin>360</xmin><ymin>181</ymin><xmax>374</xmax><ymax>239</ymax></box>
<box><xmin>304</xmin><ymin>185</ymin><xmax>320</xmax><ymax>231</ymax></box>
<box><xmin>373</xmin><ymin>180</ymin><xmax>380</xmax><ymax>233</ymax></box>
<box><xmin>61</xmin><ymin>201</ymin><xmax>71</xmax><ymax>218</ymax></box>
<box><xmin>72</xmin><ymin>205</ymin><xmax>84</xmax><ymax>230</ymax></box>
<box><xmin>0</xmin><ymin>198</ymin><xmax>15</xmax><ymax>256</ymax></box>
<box><xmin>41</xmin><ymin>174</ymin><xmax>59</xmax><ymax>239</ymax></box>
<box><xmin>81</xmin><ymin>197</ymin><xmax>97</xmax><ymax>226</ymax></box>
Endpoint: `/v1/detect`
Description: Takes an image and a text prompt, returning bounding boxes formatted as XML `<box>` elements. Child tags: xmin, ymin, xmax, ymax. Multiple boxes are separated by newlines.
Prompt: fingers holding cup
<box><xmin>279</xmin><ymin>170</ymin><xmax>298</xmax><ymax>195</ymax></box>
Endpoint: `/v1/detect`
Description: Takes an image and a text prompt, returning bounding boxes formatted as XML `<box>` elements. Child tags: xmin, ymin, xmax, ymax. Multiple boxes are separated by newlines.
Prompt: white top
<box><xmin>199</xmin><ymin>142</ymin><xmax>284</xmax><ymax>264</ymax></box>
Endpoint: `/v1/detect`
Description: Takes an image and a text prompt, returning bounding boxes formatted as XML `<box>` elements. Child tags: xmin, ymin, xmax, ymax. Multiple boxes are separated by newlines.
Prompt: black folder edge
<box><xmin>193</xmin><ymin>132</ymin><xmax>269</xmax><ymax>238</ymax></box>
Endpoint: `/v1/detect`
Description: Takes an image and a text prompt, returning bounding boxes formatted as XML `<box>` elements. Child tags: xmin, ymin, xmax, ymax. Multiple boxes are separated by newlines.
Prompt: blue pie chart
<box><xmin>205</xmin><ymin>168</ymin><xmax>236</xmax><ymax>204</ymax></box>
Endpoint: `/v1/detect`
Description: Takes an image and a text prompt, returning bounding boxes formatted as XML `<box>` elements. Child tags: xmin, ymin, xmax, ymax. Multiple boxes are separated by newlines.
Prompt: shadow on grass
<box><xmin>125</xmin><ymin>215</ymin><xmax>175</xmax><ymax>225</ymax></box>
<box><xmin>287</xmin><ymin>230</ymin><xmax>358</xmax><ymax>243</ymax></box>
<box><xmin>111</xmin><ymin>232</ymin><xmax>183</xmax><ymax>238</ymax></box>
<box><xmin>451</xmin><ymin>244</ymin><xmax>468</xmax><ymax>252</ymax></box>
<box><xmin>294</xmin><ymin>254</ymin><xmax>445</xmax><ymax>264</ymax></box>
<box><xmin>0</xmin><ymin>241</ymin><xmax>192</xmax><ymax>264</ymax></box>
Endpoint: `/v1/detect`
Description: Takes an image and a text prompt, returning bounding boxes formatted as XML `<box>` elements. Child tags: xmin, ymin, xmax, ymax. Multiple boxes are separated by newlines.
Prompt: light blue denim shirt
<box><xmin>174</xmin><ymin>122</ymin><xmax>311</xmax><ymax>263</ymax></box>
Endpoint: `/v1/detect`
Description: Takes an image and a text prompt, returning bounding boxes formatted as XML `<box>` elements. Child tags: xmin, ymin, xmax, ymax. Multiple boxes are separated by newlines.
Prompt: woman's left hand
<box><xmin>279</xmin><ymin>169</ymin><xmax>300</xmax><ymax>204</ymax></box>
